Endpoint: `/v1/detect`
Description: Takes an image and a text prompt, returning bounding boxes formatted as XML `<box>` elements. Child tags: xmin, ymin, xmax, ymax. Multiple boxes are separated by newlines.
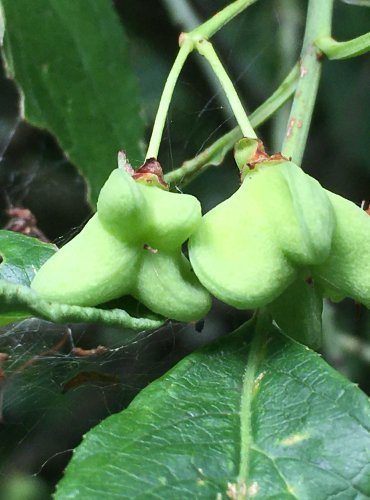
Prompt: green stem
<box><xmin>196</xmin><ymin>38</ymin><xmax>257</xmax><ymax>139</ymax></box>
<box><xmin>316</xmin><ymin>32</ymin><xmax>370</xmax><ymax>59</ymax></box>
<box><xmin>191</xmin><ymin>0</ymin><xmax>258</xmax><ymax>39</ymax></box>
<box><xmin>145</xmin><ymin>38</ymin><xmax>193</xmax><ymax>160</ymax></box>
<box><xmin>0</xmin><ymin>280</ymin><xmax>164</xmax><ymax>331</ymax></box>
<box><xmin>164</xmin><ymin>64</ymin><xmax>299</xmax><ymax>186</ymax></box>
<box><xmin>161</xmin><ymin>0</ymin><xmax>232</xmax><ymax>117</ymax></box>
<box><xmin>281</xmin><ymin>0</ymin><xmax>334</xmax><ymax>165</ymax></box>
<box><xmin>250</xmin><ymin>64</ymin><xmax>299</xmax><ymax>132</ymax></box>
<box><xmin>165</xmin><ymin>127</ymin><xmax>242</xmax><ymax>186</ymax></box>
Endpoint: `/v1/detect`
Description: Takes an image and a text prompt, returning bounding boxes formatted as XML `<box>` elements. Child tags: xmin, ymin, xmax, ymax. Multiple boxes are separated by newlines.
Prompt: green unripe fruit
<box><xmin>31</xmin><ymin>214</ymin><xmax>139</xmax><ymax>306</ymax></box>
<box><xmin>314</xmin><ymin>192</ymin><xmax>370</xmax><ymax>307</ymax></box>
<box><xmin>189</xmin><ymin>179</ymin><xmax>296</xmax><ymax>309</ymax></box>
<box><xmin>188</xmin><ymin>160</ymin><xmax>335</xmax><ymax>309</ymax></box>
<box><xmin>31</xmin><ymin>167</ymin><xmax>211</xmax><ymax>321</ymax></box>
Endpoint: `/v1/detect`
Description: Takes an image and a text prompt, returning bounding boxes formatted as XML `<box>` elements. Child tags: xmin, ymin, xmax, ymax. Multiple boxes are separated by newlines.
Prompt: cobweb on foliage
<box><xmin>0</xmin><ymin>314</ymin><xmax>207</xmax><ymax>416</ymax></box>
<box><xmin>0</xmin><ymin>316</ymin><xmax>205</xmax><ymax>478</ymax></box>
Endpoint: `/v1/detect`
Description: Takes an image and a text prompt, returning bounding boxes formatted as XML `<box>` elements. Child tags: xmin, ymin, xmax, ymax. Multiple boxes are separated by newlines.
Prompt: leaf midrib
<box><xmin>238</xmin><ymin>312</ymin><xmax>269</xmax><ymax>492</ymax></box>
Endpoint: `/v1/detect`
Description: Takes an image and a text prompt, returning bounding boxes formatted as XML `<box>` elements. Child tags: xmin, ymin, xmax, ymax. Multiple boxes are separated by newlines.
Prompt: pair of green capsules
<box><xmin>31</xmin><ymin>148</ymin><xmax>370</xmax><ymax>328</ymax></box>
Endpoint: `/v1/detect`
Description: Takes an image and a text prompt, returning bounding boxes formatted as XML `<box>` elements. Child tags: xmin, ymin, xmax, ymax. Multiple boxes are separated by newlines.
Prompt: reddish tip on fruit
<box><xmin>239</xmin><ymin>139</ymin><xmax>289</xmax><ymax>179</ymax></box>
<box><xmin>132</xmin><ymin>158</ymin><xmax>169</xmax><ymax>189</ymax></box>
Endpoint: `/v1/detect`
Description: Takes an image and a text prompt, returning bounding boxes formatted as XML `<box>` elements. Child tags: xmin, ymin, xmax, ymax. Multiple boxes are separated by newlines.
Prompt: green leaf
<box><xmin>0</xmin><ymin>0</ymin><xmax>145</xmax><ymax>206</ymax></box>
<box><xmin>0</xmin><ymin>230</ymin><xmax>56</xmax><ymax>325</ymax></box>
<box><xmin>0</xmin><ymin>230</ymin><xmax>56</xmax><ymax>286</ymax></box>
<box><xmin>56</xmin><ymin>317</ymin><xmax>370</xmax><ymax>499</ymax></box>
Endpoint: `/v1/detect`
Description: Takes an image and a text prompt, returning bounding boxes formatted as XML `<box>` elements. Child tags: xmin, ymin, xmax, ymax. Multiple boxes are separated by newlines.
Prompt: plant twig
<box><xmin>191</xmin><ymin>0</ymin><xmax>258</xmax><ymax>39</ymax></box>
<box><xmin>272</xmin><ymin>0</ymin><xmax>302</xmax><ymax>150</ymax></box>
<box><xmin>316</xmin><ymin>32</ymin><xmax>370</xmax><ymax>59</ymax></box>
<box><xmin>146</xmin><ymin>0</ymin><xmax>260</xmax><ymax>160</ymax></box>
<box><xmin>0</xmin><ymin>280</ymin><xmax>165</xmax><ymax>331</ymax></box>
<box><xmin>195</xmin><ymin>38</ymin><xmax>257</xmax><ymax>139</ymax></box>
<box><xmin>161</xmin><ymin>0</ymin><xmax>199</xmax><ymax>31</ymax></box>
<box><xmin>281</xmin><ymin>0</ymin><xmax>334</xmax><ymax>165</ymax></box>
<box><xmin>161</xmin><ymin>0</ymin><xmax>232</xmax><ymax>118</ymax></box>
<box><xmin>145</xmin><ymin>38</ymin><xmax>193</xmax><ymax>159</ymax></box>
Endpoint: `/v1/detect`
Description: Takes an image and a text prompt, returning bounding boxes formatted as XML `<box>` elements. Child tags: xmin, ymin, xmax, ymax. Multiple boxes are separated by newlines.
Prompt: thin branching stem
<box><xmin>145</xmin><ymin>0</ymin><xmax>259</xmax><ymax>160</ymax></box>
<box><xmin>195</xmin><ymin>38</ymin><xmax>257</xmax><ymax>139</ymax></box>
<box><xmin>316</xmin><ymin>32</ymin><xmax>370</xmax><ymax>59</ymax></box>
<box><xmin>281</xmin><ymin>0</ymin><xmax>334</xmax><ymax>165</ymax></box>
<box><xmin>145</xmin><ymin>39</ymin><xmax>193</xmax><ymax>160</ymax></box>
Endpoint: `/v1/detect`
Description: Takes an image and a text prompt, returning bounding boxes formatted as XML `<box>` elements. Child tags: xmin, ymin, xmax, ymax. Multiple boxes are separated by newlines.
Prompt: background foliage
<box><xmin>0</xmin><ymin>0</ymin><xmax>369</xmax><ymax>497</ymax></box>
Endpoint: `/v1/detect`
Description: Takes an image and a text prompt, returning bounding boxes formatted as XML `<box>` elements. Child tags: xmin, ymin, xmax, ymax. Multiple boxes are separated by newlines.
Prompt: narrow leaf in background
<box><xmin>56</xmin><ymin>322</ymin><xmax>370</xmax><ymax>499</ymax></box>
<box><xmin>0</xmin><ymin>0</ymin><xmax>145</xmax><ymax>205</ymax></box>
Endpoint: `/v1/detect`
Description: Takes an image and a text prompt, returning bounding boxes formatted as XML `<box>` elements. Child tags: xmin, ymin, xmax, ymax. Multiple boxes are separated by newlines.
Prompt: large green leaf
<box><xmin>56</xmin><ymin>317</ymin><xmax>370</xmax><ymax>499</ymax></box>
<box><xmin>0</xmin><ymin>0</ymin><xmax>145</xmax><ymax>205</ymax></box>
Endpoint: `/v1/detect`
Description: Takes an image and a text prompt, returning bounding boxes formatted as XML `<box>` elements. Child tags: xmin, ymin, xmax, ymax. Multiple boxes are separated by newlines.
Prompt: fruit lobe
<box><xmin>31</xmin><ymin>214</ymin><xmax>139</xmax><ymax>306</ymax></box>
<box><xmin>314</xmin><ymin>191</ymin><xmax>370</xmax><ymax>308</ymax></box>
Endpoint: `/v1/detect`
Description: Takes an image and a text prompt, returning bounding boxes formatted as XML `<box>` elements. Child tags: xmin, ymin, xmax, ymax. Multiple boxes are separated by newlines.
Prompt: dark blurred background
<box><xmin>0</xmin><ymin>0</ymin><xmax>369</xmax><ymax>497</ymax></box>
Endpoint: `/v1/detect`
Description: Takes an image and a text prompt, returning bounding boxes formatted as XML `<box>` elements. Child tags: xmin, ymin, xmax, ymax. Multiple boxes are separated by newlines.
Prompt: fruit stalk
<box><xmin>195</xmin><ymin>38</ymin><xmax>257</xmax><ymax>140</ymax></box>
<box><xmin>146</xmin><ymin>38</ymin><xmax>193</xmax><ymax>160</ymax></box>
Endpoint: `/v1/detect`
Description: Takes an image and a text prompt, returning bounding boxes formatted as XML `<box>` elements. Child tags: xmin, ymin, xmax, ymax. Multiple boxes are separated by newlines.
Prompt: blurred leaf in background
<box><xmin>1</xmin><ymin>0</ymin><xmax>145</xmax><ymax>206</ymax></box>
